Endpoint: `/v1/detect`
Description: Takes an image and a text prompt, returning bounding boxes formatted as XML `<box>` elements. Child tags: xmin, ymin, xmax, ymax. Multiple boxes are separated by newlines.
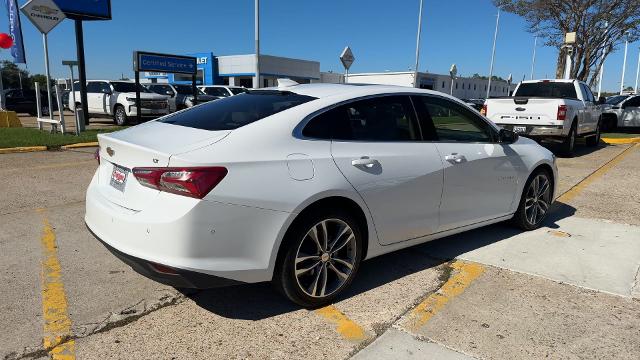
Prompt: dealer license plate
<box><xmin>513</xmin><ymin>126</ymin><xmax>527</xmax><ymax>134</ymax></box>
<box><xmin>110</xmin><ymin>165</ymin><xmax>128</xmax><ymax>192</ymax></box>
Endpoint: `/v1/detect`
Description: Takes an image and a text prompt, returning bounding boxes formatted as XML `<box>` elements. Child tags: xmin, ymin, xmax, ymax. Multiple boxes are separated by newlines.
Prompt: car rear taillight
<box><xmin>557</xmin><ymin>105</ymin><xmax>567</xmax><ymax>121</ymax></box>
<box><xmin>132</xmin><ymin>167</ymin><xmax>228</xmax><ymax>199</ymax></box>
<box><xmin>94</xmin><ymin>147</ymin><xmax>100</xmax><ymax>165</ymax></box>
<box><xmin>480</xmin><ymin>104</ymin><xmax>487</xmax><ymax>116</ymax></box>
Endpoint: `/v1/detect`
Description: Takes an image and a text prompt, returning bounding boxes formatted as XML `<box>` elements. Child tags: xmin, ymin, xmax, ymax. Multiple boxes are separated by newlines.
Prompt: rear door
<box><xmin>578</xmin><ymin>83</ymin><xmax>596</xmax><ymax>133</ymax></box>
<box><xmin>414</xmin><ymin>95</ymin><xmax>520</xmax><ymax>231</ymax></box>
<box><xmin>327</xmin><ymin>95</ymin><xmax>444</xmax><ymax>245</ymax></box>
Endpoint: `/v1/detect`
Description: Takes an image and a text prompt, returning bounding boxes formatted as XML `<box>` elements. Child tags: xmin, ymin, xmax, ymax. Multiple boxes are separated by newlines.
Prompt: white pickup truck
<box><xmin>482</xmin><ymin>79</ymin><xmax>603</xmax><ymax>155</ymax></box>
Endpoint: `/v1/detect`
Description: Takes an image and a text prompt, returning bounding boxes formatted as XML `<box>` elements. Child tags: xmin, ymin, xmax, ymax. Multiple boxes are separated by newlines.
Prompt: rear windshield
<box><xmin>515</xmin><ymin>82</ymin><xmax>577</xmax><ymax>99</ymax></box>
<box><xmin>159</xmin><ymin>90</ymin><xmax>316</xmax><ymax>131</ymax></box>
<box><xmin>606</xmin><ymin>95</ymin><xmax>628</xmax><ymax>105</ymax></box>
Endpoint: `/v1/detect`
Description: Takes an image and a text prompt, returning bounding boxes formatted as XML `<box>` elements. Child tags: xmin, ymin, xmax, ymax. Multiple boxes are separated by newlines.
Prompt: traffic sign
<box><xmin>21</xmin><ymin>0</ymin><xmax>65</xmax><ymax>34</ymax></box>
<box><xmin>340</xmin><ymin>46</ymin><xmax>355</xmax><ymax>70</ymax></box>
<box><xmin>449</xmin><ymin>64</ymin><xmax>458</xmax><ymax>79</ymax></box>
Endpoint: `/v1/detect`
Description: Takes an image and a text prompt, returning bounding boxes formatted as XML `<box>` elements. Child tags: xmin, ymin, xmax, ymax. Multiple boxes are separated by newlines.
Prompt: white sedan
<box><xmin>85</xmin><ymin>83</ymin><xmax>557</xmax><ymax>307</ymax></box>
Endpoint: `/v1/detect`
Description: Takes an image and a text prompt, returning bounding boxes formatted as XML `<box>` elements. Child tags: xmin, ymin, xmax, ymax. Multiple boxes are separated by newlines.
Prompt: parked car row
<box><xmin>602</xmin><ymin>94</ymin><xmax>640</xmax><ymax>130</ymax></box>
<box><xmin>1</xmin><ymin>88</ymin><xmax>58</xmax><ymax>116</ymax></box>
<box><xmin>69</xmin><ymin>80</ymin><xmax>247</xmax><ymax>125</ymax></box>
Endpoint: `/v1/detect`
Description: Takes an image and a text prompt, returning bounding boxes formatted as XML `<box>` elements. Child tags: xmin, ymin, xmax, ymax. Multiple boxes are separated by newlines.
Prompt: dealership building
<box><xmin>345</xmin><ymin>71</ymin><xmax>515</xmax><ymax>99</ymax></box>
<box><xmin>142</xmin><ymin>52</ymin><xmax>320</xmax><ymax>88</ymax></box>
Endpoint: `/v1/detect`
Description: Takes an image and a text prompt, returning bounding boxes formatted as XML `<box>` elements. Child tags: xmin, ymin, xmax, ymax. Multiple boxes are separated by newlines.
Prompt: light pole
<box><xmin>486</xmin><ymin>9</ymin><xmax>500</xmax><ymax>98</ymax></box>
<box><xmin>530</xmin><ymin>36</ymin><xmax>537</xmax><ymax>80</ymax></box>
<box><xmin>254</xmin><ymin>0</ymin><xmax>260</xmax><ymax>89</ymax></box>
<box><xmin>620</xmin><ymin>32</ymin><xmax>629</xmax><ymax>95</ymax></box>
<box><xmin>413</xmin><ymin>0</ymin><xmax>424</xmax><ymax>88</ymax></box>
<box><xmin>634</xmin><ymin>47</ymin><xmax>640</xmax><ymax>94</ymax></box>
<box><xmin>597</xmin><ymin>21</ymin><xmax>608</xmax><ymax>99</ymax></box>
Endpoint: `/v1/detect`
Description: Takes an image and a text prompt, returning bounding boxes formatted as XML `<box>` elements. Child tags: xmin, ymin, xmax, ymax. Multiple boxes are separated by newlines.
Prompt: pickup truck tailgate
<box><xmin>486</xmin><ymin>98</ymin><xmax>564</xmax><ymax>125</ymax></box>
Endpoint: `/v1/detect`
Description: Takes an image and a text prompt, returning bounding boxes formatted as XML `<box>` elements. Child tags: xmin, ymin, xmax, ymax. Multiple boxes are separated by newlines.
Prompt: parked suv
<box><xmin>147</xmin><ymin>84</ymin><xmax>218</xmax><ymax>113</ymax></box>
<box><xmin>2</xmin><ymin>88</ymin><xmax>58</xmax><ymax>116</ymax></box>
<box><xmin>71</xmin><ymin>81</ymin><xmax>169</xmax><ymax>125</ymax></box>
<box><xmin>199</xmin><ymin>85</ymin><xmax>247</xmax><ymax>98</ymax></box>
<box><xmin>602</xmin><ymin>94</ymin><xmax>640</xmax><ymax>129</ymax></box>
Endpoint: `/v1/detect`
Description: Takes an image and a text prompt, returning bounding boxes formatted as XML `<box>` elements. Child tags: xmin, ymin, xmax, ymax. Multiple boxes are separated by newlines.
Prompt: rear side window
<box><xmin>304</xmin><ymin>96</ymin><xmax>420</xmax><ymax>141</ymax></box>
<box><xmin>202</xmin><ymin>87</ymin><xmax>230</xmax><ymax>97</ymax></box>
<box><xmin>515</xmin><ymin>82</ymin><xmax>577</xmax><ymax>99</ymax></box>
<box><xmin>159</xmin><ymin>91</ymin><xmax>316</xmax><ymax>131</ymax></box>
<box><xmin>624</xmin><ymin>96</ymin><xmax>640</xmax><ymax>107</ymax></box>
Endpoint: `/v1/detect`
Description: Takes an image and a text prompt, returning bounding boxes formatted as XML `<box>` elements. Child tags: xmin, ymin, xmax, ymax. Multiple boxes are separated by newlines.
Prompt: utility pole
<box><xmin>530</xmin><ymin>36</ymin><xmax>537</xmax><ymax>80</ymax></box>
<box><xmin>254</xmin><ymin>0</ymin><xmax>260</xmax><ymax>89</ymax></box>
<box><xmin>413</xmin><ymin>0</ymin><xmax>424</xmax><ymax>88</ymax></box>
<box><xmin>620</xmin><ymin>33</ymin><xmax>629</xmax><ymax>95</ymax></box>
<box><xmin>486</xmin><ymin>10</ymin><xmax>500</xmax><ymax>99</ymax></box>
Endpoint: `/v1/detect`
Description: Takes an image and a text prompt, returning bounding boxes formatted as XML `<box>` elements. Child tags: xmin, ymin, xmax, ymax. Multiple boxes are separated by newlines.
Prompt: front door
<box><xmin>326</xmin><ymin>95</ymin><xmax>444</xmax><ymax>245</ymax></box>
<box><xmin>413</xmin><ymin>95</ymin><xmax>520</xmax><ymax>231</ymax></box>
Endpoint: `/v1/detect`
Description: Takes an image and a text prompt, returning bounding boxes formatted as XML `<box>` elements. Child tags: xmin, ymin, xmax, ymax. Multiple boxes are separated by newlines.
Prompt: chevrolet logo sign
<box><xmin>106</xmin><ymin>147</ymin><xmax>115</xmax><ymax>157</ymax></box>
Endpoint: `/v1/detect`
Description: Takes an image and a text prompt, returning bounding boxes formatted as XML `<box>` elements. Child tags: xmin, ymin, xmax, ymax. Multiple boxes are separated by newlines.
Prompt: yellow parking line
<box><xmin>558</xmin><ymin>143</ymin><xmax>639</xmax><ymax>203</ymax></box>
<box><xmin>315</xmin><ymin>305</ymin><xmax>368</xmax><ymax>342</ymax></box>
<box><xmin>405</xmin><ymin>261</ymin><xmax>484</xmax><ymax>332</ymax></box>
<box><xmin>61</xmin><ymin>142</ymin><xmax>99</xmax><ymax>149</ymax></box>
<box><xmin>37</xmin><ymin>209</ymin><xmax>75</xmax><ymax>359</ymax></box>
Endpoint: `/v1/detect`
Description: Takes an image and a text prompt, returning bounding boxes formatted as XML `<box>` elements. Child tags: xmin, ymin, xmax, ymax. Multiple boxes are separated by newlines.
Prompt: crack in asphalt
<box><xmin>2</xmin><ymin>290</ymin><xmax>189</xmax><ymax>360</ymax></box>
<box><xmin>631</xmin><ymin>263</ymin><xmax>640</xmax><ymax>298</ymax></box>
<box><xmin>346</xmin><ymin>259</ymin><xmax>454</xmax><ymax>359</ymax></box>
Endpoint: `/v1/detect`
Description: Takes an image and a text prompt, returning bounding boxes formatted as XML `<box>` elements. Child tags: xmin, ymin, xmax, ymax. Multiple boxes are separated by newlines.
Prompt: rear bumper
<box><xmin>84</xmin><ymin>171</ymin><xmax>290</xmax><ymax>284</ymax></box>
<box><xmin>87</xmin><ymin>223</ymin><xmax>243</xmax><ymax>289</ymax></box>
<box><xmin>498</xmin><ymin>124</ymin><xmax>565</xmax><ymax>137</ymax></box>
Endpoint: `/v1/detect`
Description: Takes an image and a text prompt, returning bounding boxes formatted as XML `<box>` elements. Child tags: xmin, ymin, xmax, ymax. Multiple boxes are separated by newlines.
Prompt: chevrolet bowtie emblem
<box><xmin>106</xmin><ymin>147</ymin><xmax>115</xmax><ymax>157</ymax></box>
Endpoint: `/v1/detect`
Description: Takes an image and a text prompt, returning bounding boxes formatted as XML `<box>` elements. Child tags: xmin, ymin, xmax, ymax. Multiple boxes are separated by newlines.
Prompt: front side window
<box><xmin>623</xmin><ymin>96</ymin><xmax>640</xmax><ymax>108</ymax></box>
<box><xmin>416</xmin><ymin>96</ymin><xmax>494</xmax><ymax>143</ymax></box>
<box><xmin>111</xmin><ymin>82</ymin><xmax>150</xmax><ymax>93</ymax></box>
<box><xmin>160</xmin><ymin>90</ymin><xmax>316</xmax><ymax>131</ymax></box>
<box><xmin>230</xmin><ymin>88</ymin><xmax>247</xmax><ymax>95</ymax></box>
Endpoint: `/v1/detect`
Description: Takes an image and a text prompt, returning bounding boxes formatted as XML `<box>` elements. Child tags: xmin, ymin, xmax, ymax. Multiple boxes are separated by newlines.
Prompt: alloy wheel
<box><xmin>294</xmin><ymin>219</ymin><xmax>357</xmax><ymax>298</ymax></box>
<box><xmin>524</xmin><ymin>174</ymin><xmax>551</xmax><ymax>226</ymax></box>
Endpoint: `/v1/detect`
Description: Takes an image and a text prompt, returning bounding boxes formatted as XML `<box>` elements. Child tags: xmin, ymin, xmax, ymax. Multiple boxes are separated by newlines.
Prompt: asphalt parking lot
<box><xmin>1</xmin><ymin>141</ymin><xmax>639</xmax><ymax>360</ymax></box>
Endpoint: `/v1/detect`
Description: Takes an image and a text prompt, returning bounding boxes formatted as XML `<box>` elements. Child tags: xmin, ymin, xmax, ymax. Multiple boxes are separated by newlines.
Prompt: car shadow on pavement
<box><xmin>183</xmin><ymin>203</ymin><xmax>576</xmax><ymax>320</ymax></box>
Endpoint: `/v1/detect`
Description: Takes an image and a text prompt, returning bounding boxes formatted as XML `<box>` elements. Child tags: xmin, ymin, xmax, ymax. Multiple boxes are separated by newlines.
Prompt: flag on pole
<box><xmin>5</xmin><ymin>0</ymin><xmax>27</xmax><ymax>63</ymax></box>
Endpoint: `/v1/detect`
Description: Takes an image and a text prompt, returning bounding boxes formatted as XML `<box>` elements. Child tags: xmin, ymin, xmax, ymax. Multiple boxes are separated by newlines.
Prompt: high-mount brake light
<box><xmin>132</xmin><ymin>167</ymin><xmax>228</xmax><ymax>199</ymax></box>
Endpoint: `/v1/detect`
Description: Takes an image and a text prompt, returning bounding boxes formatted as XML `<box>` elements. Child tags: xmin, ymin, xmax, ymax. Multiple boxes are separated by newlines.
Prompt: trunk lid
<box><xmin>96</xmin><ymin>121</ymin><xmax>230</xmax><ymax>210</ymax></box>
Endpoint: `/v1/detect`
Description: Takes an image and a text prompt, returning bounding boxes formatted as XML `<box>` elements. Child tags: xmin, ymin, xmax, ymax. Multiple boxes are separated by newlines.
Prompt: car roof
<box><xmin>270</xmin><ymin>83</ymin><xmax>444</xmax><ymax>100</ymax></box>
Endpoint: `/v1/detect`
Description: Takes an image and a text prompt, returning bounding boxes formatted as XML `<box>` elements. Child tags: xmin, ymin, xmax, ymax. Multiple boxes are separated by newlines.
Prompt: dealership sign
<box><xmin>21</xmin><ymin>0</ymin><xmax>65</xmax><ymax>34</ymax></box>
<box><xmin>53</xmin><ymin>0</ymin><xmax>111</xmax><ymax>20</ymax></box>
<box><xmin>340</xmin><ymin>46</ymin><xmax>355</xmax><ymax>70</ymax></box>
<box><xmin>134</xmin><ymin>52</ymin><xmax>197</xmax><ymax>75</ymax></box>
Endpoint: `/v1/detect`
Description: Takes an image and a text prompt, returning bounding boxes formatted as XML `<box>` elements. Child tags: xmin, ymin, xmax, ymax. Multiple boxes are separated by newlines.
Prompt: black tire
<box><xmin>113</xmin><ymin>105</ymin><xmax>128</xmax><ymax>126</ymax></box>
<box><xmin>273</xmin><ymin>208</ymin><xmax>363</xmax><ymax>308</ymax></box>
<box><xmin>511</xmin><ymin>168</ymin><xmax>553</xmax><ymax>231</ymax></box>
<box><xmin>559</xmin><ymin>121</ymin><xmax>577</xmax><ymax>157</ymax></box>
<box><xmin>585</xmin><ymin>118</ymin><xmax>601</xmax><ymax>147</ymax></box>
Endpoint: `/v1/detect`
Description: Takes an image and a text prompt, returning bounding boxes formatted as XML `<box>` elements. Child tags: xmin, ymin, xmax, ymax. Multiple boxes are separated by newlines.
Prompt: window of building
<box><xmin>442</xmin><ymin>81</ymin><xmax>446</xmax><ymax>88</ymax></box>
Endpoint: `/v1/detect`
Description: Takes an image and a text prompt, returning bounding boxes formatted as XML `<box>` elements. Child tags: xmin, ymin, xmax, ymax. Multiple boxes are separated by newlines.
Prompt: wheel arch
<box><xmin>272</xmin><ymin>195</ymin><xmax>372</xmax><ymax>278</ymax></box>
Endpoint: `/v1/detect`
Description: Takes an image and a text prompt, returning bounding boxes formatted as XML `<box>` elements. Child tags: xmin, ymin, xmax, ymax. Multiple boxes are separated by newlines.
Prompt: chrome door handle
<box><xmin>351</xmin><ymin>157</ymin><xmax>378</xmax><ymax>168</ymax></box>
<box><xmin>444</xmin><ymin>153</ymin><xmax>466</xmax><ymax>164</ymax></box>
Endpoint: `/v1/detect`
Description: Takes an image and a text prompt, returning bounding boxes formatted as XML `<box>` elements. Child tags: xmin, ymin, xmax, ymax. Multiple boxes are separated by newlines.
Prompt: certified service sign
<box><xmin>21</xmin><ymin>0</ymin><xmax>65</xmax><ymax>34</ymax></box>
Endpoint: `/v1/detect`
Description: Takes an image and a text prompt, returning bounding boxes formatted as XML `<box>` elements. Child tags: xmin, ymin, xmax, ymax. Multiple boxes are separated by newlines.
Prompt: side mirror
<box><xmin>598</xmin><ymin>97</ymin><xmax>606</xmax><ymax>105</ymax></box>
<box><xmin>498</xmin><ymin>128</ymin><xmax>519</xmax><ymax>144</ymax></box>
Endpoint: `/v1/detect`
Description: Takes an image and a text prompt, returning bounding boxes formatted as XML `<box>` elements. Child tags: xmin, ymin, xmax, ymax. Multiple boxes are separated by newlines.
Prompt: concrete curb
<box><xmin>0</xmin><ymin>142</ymin><xmax>98</xmax><ymax>154</ymax></box>
<box><xmin>602</xmin><ymin>137</ymin><xmax>640</xmax><ymax>145</ymax></box>
<box><xmin>60</xmin><ymin>142</ymin><xmax>99</xmax><ymax>149</ymax></box>
<box><xmin>0</xmin><ymin>146</ymin><xmax>47</xmax><ymax>154</ymax></box>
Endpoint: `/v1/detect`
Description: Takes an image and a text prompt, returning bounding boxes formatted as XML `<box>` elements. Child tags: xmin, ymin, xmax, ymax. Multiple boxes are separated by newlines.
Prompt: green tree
<box><xmin>494</xmin><ymin>0</ymin><xmax>640</xmax><ymax>84</ymax></box>
<box><xmin>0</xmin><ymin>61</ymin><xmax>31</xmax><ymax>89</ymax></box>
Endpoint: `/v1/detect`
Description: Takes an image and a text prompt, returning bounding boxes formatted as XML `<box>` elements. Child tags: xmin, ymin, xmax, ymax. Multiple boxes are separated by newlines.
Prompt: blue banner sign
<box><xmin>135</xmin><ymin>52</ymin><xmax>197</xmax><ymax>75</ymax></box>
<box><xmin>53</xmin><ymin>0</ymin><xmax>111</xmax><ymax>20</ymax></box>
<box><xmin>5</xmin><ymin>0</ymin><xmax>26</xmax><ymax>63</ymax></box>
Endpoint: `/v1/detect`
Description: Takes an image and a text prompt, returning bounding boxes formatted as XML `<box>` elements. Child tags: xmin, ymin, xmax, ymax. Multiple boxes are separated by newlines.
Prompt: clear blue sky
<box><xmin>1</xmin><ymin>0</ymin><xmax>638</xmax><ymax>92</ymax></box>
